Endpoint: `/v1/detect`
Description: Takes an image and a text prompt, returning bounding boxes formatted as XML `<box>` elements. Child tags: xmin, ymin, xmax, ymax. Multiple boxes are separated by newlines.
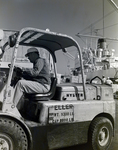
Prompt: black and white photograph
<box><xmin>0</xmin><ymin>0</ymin><xmax>118</xmax><ymax>150</ymax></box>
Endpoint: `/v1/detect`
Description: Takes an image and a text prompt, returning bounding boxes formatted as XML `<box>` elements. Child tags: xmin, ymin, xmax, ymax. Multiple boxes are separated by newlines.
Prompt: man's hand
<box><xmin>14</xmin><ymin>66</ymin><xmax>23</xmax><ymax>76</ymax></box>
<box><xmin>14</xmin><ymin>65</ymin><xmax>23</xmax><ymax>71</ymax></box>
<box><xmin>14</xmin><ymin>65</ymin><xmax>22</xmax><ymax>69</ymax></box>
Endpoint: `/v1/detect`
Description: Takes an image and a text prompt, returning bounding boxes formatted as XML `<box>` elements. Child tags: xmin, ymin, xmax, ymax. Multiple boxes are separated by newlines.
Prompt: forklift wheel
<box><xmin>89</xmin><ymin>117</ymin><xmax>113</xmax><ymax>150</ymax></box>
<box><xmin>0</xmin><ymin>117</ymin><xmax>28</xmax><ymax>150</ymax></box>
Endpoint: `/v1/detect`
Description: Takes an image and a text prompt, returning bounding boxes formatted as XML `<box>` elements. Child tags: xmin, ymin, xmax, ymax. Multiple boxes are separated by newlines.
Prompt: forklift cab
<box><xmin>1</xmin><ymin>27</ymin><xmax>85</xmax><ymax>117</ymax></box>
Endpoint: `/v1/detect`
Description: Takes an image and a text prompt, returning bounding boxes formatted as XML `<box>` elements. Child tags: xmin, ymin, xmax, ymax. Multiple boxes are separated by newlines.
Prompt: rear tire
<box><xmin>89</xmin><ymin>117</ymin><xmax>113</xmax><ymax>150</ymax></box>
<box><xmin>0</xmin><ymin>117</ymin><xmax>28</xmax><ymax>150</ymax></box>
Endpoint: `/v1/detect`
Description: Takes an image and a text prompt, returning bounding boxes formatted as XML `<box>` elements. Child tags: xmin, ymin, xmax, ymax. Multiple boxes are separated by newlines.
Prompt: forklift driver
<box><xmin>12</xmin><ymin>47</ymin><xmax>51</xmax><ymax>106</ymax></box>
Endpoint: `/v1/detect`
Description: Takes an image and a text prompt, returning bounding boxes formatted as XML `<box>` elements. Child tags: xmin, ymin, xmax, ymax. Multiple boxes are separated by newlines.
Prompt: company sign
<box><xmin>48</xmin><ymin>104</ymin><xmax>74</xmax><ymax>124</ymax></box>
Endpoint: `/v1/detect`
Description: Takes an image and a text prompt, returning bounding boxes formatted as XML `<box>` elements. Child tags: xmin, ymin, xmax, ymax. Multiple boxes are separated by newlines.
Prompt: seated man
<box><xmin>12</xmin><ymin>47</ymin><xmax>51</xmax><ymax>106</ymax></box>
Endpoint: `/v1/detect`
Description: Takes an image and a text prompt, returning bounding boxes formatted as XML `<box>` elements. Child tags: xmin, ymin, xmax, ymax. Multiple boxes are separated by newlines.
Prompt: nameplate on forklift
<box><xmin>48</xmin><ymin>104</ymin><xmax>74</xmax><ymax>124</ymax></box>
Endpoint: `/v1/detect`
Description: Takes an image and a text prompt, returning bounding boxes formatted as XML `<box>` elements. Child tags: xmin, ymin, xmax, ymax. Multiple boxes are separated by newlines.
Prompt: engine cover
<box><xmin>53</xmin><ymin>83</ymin><xmax>113</xmax><ymax>101</ymax></box>
<box><xmin>53</xmin><ymin>83</ymin><xmax>97</xmax><ymax>101</ymax></box>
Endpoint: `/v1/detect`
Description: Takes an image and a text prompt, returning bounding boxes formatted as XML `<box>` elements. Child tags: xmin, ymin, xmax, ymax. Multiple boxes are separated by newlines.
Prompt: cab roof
<box><xmin>19</xmin><ymin>28</ymin><xmax>77</xmax><ymax>53</ymax></box>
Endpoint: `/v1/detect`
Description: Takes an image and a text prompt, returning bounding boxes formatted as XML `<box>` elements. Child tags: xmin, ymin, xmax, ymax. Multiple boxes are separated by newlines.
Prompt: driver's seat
<box><xmin>25</xmin><ymin>77</ymin><xmax>57</xmax><ymax>101</ymax></box>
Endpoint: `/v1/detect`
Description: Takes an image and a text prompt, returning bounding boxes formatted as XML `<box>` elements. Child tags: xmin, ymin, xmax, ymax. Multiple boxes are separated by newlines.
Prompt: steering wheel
<box><xmin>10</xmin><ymin>67</ymin><xmax>23</xmax><ymax>87</ymax></box>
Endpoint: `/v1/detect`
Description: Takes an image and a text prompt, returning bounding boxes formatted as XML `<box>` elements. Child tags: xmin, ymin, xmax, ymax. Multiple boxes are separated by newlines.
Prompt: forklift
<box><xmin>0</xmin><ymin>27</ymin><xmax>115</xmax><ymax>150</ymax></box>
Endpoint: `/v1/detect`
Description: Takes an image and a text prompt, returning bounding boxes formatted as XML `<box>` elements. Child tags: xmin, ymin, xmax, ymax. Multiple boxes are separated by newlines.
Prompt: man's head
<box><xmin>25</xmin><ymin>47</ymin><xmax>39</xmax><ymax>63</ymax></box>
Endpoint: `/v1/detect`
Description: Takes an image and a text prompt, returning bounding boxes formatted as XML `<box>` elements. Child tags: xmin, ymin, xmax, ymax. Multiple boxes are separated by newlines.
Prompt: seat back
<box><xmin>25</xmin><ymin>77</ymin><xmax>57</xmax><ymax>101</ymax></box>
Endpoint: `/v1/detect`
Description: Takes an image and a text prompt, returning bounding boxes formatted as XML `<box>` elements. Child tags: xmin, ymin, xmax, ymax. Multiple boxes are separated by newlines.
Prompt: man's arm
<box><xmin>22</xmin><ymin>59</ymin><xmax>44</xmax><ymax>77</ymax></box>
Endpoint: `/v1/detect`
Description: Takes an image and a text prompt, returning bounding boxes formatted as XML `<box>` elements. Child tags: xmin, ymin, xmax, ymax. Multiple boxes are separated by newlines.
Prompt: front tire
<box><xmin>89</xmin><ymin>117</ymin><xmax>113</xmax><ymax>150</ymax></box>
<box><xmin>0</xmin><ymin>117</ymin><xmax>29</xmax><ymax>150</ymax></box>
